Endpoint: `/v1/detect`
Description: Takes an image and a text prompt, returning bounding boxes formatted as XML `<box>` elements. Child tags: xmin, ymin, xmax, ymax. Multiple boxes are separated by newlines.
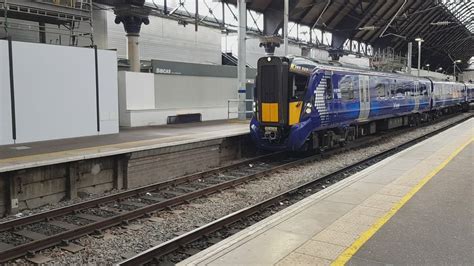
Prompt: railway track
<box><xmin>0</xmin><ymin>113</ymin><xmax>470</xmax><ymax>263</ymax></box>
<box><xmin>118</xmin><ymin>114</ymin><xmax>472</xmax><ymax>266</ymax></box>
<box><xmin>0</xmin><ymin>137</ymin><xmax>374</xmax><ymax>262</ymax></box>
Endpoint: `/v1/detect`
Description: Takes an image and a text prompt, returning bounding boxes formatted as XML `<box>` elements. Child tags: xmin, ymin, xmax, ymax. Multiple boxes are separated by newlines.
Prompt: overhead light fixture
<box><xmin>358</xmin><ymin>26</ymin><xmax>378</xmax><ymax>31</ymax></box>
<box><xmin>415</xmin><ymin>37</ymin><xmax>424</xmax><ymax>42</ymax></box>
<box><xmin>430</xmin><ymin>21</ymin><xmax>452</xmax><ymax>26</ymax></box>
<box><xmin>426</xmin><ymin>64</ymin><xmax>430</xmax><ymax>67</ymax></box>
<box><xmin>454</xmin><ymin>59</ymin><xmax>461</xmax><ymax>63</ymax></box>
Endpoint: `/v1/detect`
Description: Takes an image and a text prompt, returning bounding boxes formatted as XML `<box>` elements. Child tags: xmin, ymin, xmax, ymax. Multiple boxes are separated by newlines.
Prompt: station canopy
<box><xmin>221</xmin><ymin>0</ymin><xmax>473</xmax><ymax>72</ymax></box>
<box><xmin>97</xmin><ymin>0</ymin><xmax>473</xmax><ymax>72</ymax></box>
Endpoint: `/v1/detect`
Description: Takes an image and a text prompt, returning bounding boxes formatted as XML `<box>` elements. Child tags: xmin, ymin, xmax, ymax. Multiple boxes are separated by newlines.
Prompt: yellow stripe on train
<box><xmin>289</xmin><ymin>101</ymin><xmax>303</xmax><ymax>125</ymax></box>
<box><xmin>261</xmin><ymin>103</ymin><xmax>279</xmax><ymax>122</ymax></box>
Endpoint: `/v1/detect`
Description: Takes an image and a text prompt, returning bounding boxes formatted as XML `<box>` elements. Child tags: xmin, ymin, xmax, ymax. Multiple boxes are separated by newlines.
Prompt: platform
<box><xmin>0</xmin><ymin>120</ymin><xmax>250</xmax><ymax>214</ymax></box>
<box><xmin>0</xmin><ymin>120</ymin><xmax>249</xmax><ymax>173</ymax></box>
<box><xmin>179</xmin><ymin>118</ymin><xmax>473</xmax><ymax>266</ymax></box>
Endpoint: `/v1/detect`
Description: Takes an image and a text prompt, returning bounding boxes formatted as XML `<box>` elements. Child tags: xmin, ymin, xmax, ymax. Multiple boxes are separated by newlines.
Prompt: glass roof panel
<box><xmin>440</xmin><ymin>0</ymin><xmax>473</xmax><ymax>33</ymax></box>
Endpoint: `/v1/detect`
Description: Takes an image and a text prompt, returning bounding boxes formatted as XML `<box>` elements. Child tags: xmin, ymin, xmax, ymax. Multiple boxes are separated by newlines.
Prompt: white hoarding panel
<box><xmin>98</xmin><ymin>50</ymin><xmax>119</xmax><ymax>135</ymax></box>
<box><xmin>0</xmin><ymin>40</ymin><xmax>13</xmax><ymax>145</ymax></box>
<box><xmin>13</xmin><ymin>42</ymin><xmax>97</xmax><ymax>143</ymax></box>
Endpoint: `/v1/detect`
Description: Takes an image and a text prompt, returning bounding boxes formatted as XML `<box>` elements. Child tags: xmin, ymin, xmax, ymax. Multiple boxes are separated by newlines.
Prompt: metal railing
<box><xmin>227</xmin><ymin>99</ymin><xmax>254</xmax><ymax>119</ymax></box>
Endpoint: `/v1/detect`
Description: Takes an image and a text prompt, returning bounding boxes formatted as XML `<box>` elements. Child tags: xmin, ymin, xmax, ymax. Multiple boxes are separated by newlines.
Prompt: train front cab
<box><xmin>250</xmin><ymin>57</ymin><xmax>309</xmax><ymax>151</ymax></box>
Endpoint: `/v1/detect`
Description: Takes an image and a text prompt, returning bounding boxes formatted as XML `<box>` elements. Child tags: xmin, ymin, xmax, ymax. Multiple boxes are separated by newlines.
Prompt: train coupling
<box><xmin>263</xmin><ymin>126</ymin><xmax>280</xmax><ymax>141</ymax></box>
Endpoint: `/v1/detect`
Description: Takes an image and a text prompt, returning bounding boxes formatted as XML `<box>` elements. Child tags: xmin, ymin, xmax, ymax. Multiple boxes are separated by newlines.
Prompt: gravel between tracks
<box><xmin>7</xmin><ymin>114</ymin><xmax>471</xmax><ymax>264</ymax></box>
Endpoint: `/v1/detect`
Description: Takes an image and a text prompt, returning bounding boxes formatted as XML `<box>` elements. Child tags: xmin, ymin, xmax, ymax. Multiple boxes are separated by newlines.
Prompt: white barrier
<box><xmin>0</xmin><ymin>40</ymin><xmax>119</xmax><ymax>145</ymax></box>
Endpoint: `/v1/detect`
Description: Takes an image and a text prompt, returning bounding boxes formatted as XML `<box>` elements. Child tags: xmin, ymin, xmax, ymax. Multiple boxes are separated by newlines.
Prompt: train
<box><xmin>250</xmin><ymin>56</ymin><xmax>474</xmax><ymax>152</ymax></box>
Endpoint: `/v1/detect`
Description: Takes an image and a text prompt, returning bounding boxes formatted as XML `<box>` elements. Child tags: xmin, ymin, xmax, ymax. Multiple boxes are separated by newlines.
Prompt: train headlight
<box><xmin>253</xmin><ymin>101</ymin><xmax>257</xmax><ymax>112</ymax></box>
<box><xmin>305</xmin><ymin>108</ymin><xmax>312</xmax><ymax>114</ymax></box>
<box><xmin>306</xmin><ymin>103</ymin><xmax>312</xmax><ymax>108</ymax></box>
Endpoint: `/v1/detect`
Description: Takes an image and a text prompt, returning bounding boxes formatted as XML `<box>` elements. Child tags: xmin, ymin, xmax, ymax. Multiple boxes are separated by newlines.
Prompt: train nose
<box><xmin>265</xmin><ymin>131</ymin><xmax>278</xmax><ymax>140</ymax></box>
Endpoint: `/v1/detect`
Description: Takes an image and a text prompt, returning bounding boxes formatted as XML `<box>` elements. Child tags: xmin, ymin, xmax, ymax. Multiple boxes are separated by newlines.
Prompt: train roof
<box><xmin>286</xmin><ymin>56</ymin><xmax>466</xmax><ymax>86</ymax></box>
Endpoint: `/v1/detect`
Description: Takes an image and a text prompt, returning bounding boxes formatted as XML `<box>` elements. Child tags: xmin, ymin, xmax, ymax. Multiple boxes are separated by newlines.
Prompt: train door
<box><xmin>413</xmin><ymin>81</ymin><xmax>420</xmax><ymax>112</ymax></box>
<box><xmin>358</xmin><ymin>75</ymin><xmax>370</xmax><ymax>121</ymax></box>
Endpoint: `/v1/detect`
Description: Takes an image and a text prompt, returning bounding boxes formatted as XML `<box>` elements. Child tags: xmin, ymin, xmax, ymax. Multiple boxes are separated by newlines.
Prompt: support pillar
<box><xmin>417</xmin><ymin>41</ymin><xmax>422</xmax><ymax>77</ymax></box>
<box><xmin>66</xmin><ymin>163</ymin><xmax>78</xmax><ymax>200</ymax></box>
<box><xmin>114</xmin><ymin>154</ymin><xmax>130</xmax><ymax>190</ymax></box>
<box><xmin>259</xmin><ymin>36</ymin><xmax>281</xmax><ymax>56</ymax></box>
<box><xmin>39</xmin><ymin>22</ymin><xmax>46</xmax><ymax>44</ymax></box>
<box><xmin>6</xmin><ymin>173</ymin><xmax>19</xmax><ymax>215</ymax></box>
<box><xmin>114</xmin><ymin>5</ymin><xmax>150</xmax><ymax>72</ymax></box>
<box><xmin>407</xmin><ymin>42</ymin><xmax>412</xmax><ymax>74</ymax></box>
<box><xmin>237</xmin><ymin>0</ymin><xmax>247</xmax><ymax>120</ymax></box>
<box><xmin>283</xmin><ymin>0</ymin><xmax>289</xmax><ymax>56</ymax></box>
<box><xmin>127</xmin><ymin>34</ymin><xmax>140</xmax><ymax>72</ymax></box>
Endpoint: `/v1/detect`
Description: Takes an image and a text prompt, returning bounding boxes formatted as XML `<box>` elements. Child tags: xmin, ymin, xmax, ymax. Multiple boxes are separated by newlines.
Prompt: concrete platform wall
<box><xmin>0</xmin><ymin>134</ymin><xmax>251</xmax><ymax>216</ymax></box>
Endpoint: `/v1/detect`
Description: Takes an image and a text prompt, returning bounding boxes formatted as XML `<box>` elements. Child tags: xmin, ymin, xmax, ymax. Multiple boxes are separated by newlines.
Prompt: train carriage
<box><xmin>431</xmin><ymin>81</ymin><xmax>466</xmax><ymax>110</ymax></box>
<box><xmin>250</xmin><ymin>56</ymin><xmax>469</xmax><ymax>152</ymax></box>
<box><xmin>465</xmin><ymin>82</ymin><xmax>474</xmax><ymax>103</ymax></box>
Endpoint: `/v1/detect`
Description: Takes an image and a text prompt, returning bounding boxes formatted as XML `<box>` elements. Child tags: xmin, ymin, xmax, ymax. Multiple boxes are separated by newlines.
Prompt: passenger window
<box><xmin>340</xmin><ymin>76</ymin><xmax>355</xmax><ymax>100</ymax></box>
<box><xmin>420</xmin><ymin>84</ymin><xmax>427</xmax><ymax>96</ymax></box>
<box><xmin>376</xmin><ymin>83</ymin><xmax>385</xmax><ymax>98</ymax></box>
<box><xmin>390</xmin><ymin>81</ymin><xmax>396</xmax><ymax>97</ymax></box>
<box><xmin>326</xmin><ymin>78</ymin><xmax>333</xmax><ymax>100</ymax></box>
<box><xmin>411</xmin><ymin>83</ymin><xmax>417</xmax><ymax>96</ymax></box>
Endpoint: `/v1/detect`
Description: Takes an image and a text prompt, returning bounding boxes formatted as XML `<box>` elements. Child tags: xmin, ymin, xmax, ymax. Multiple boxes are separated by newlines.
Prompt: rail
<box><xmin>0</xmin><ymin>113</ymin><xmax>470</xmax><ymax>263</ymax></box>
<box><xmin>0</xmin><ymin>152</ymin><xmax>287</xmax><ymax>262</ymax></box>
<box><xmin>119</xmin><ymin>114</ymin><xmax>473</xmax><ymax>265</ymax></box>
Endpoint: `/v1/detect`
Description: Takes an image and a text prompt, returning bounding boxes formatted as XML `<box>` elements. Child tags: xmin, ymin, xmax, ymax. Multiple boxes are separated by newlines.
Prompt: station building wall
<box><xmin>461</xmin><ymin>70</ymin><xmax>474</xmax><ymax>83</ymax></box>
<box><xmin>118</xmin><ymin>73</ymin><xmax>239</xmax><ymax>127</ymax></box>
<box><xmin>0</xmin><ymin>40</ymin><xmax>119</xmax><ymax>145</ymax></box>
<box><xmin>118</xmin><ymin>60</ymin><xmax>257</xmax><ymax>127</ymax></box>
<box><xmin>106</xmin><ymin>11</ymin><xmax>222</xmax><ymax>65</ymax></box>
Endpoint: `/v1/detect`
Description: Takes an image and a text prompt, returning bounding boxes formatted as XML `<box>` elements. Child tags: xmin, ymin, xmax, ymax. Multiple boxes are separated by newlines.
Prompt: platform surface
<box><xmin>347</xmin><ymin>142</ymin><xmax>473</xmax><ymax>265</ymax></box>
<box><xmin>0</xmin><ymin>120</ymin><xmax>249</xmax><ymax>173</ymax></box>
<box><xmin>179</xmin><ymin>118</ymin><xmax>473</xmax><ymax>266</ymax></box>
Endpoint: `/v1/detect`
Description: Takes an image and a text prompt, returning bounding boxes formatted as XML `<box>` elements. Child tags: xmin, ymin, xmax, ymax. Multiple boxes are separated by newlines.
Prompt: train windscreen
<box><xmin>260</xmin><ymin>65</ymin><xmax>278</xmax><ymax>102</ymax></box>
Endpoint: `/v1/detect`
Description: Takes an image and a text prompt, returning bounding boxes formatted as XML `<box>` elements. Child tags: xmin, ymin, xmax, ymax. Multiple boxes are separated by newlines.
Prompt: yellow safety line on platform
<box><xmin>332</xmin><ymin>136</ymin><xmax>474</xmax><ymax>266</ymax></box>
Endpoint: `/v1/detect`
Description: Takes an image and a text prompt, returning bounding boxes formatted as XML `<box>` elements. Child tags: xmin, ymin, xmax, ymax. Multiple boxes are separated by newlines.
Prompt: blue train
<box><xmin>250</xmin><ymin>56</ymin><xmax>473</xmax><ymax>151</ymax></box>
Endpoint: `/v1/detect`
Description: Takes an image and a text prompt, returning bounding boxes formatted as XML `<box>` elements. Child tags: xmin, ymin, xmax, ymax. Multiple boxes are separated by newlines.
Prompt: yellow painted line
<box><xmin>332</xmin><ymin>136</ymin><xmax>474</xmax><ymax>266</ymax></box>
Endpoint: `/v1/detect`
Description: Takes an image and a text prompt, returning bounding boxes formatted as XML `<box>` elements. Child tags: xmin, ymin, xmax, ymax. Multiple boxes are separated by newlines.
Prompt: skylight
<box><xmin>439</xmin><ymin>0</ymin><xmax>474</xmax><ymax>33</ymax></box>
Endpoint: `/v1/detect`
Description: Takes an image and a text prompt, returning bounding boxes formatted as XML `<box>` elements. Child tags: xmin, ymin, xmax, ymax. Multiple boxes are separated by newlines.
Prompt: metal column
<box><xmin>407</xmin><ymin>42</ymin><xmax>412</xmax><ymax>74</ymax></box>
<box><xmin>453</xmin><ymin>62</ymin><xmax>456</xmax><ymax>81</ymax></box>
<box><xmin>417</xmin><ymin>41</ymin><xmax>422</xmax><ymax>77</ymax></box>
<box><xmin>237</xmin><ymin>0</ymin><xmax>247</xmax><ymax>120</ymax></box>
<box><xmin>283</xmin><ymin>0</ymin><xmax>289</xmax><ymax>56</ymax></box>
